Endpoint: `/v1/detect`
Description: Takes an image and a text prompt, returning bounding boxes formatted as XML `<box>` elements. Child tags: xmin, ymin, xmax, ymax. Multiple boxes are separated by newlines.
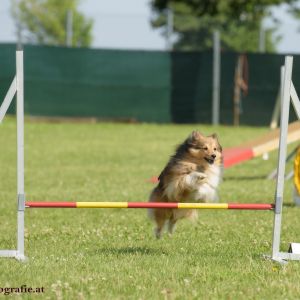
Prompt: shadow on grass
<box><xmin>94</xmin><ymin>246</ymin><xmax>167</xmax><ymax>256</ymax></box>
<box><xmin>283</xmin><ymin>203</ymin><xmax>298</xmax><ymax>208</ymax></box>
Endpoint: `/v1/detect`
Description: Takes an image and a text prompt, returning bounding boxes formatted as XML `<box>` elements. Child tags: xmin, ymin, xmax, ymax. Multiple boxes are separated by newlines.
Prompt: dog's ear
<box><xmin>187</xmin><ymin>131</ymin><xmax>203</xmax><ymax>145</ymax></box>
<box><xmin>211</xmin><ymin>133</ymin><xmax>218</xmax><ymax>140</ymax></box>
<box><xmin>211</xmin><ymin>133</ymin><xmax>222</xmax><ymax>152</ymax></box>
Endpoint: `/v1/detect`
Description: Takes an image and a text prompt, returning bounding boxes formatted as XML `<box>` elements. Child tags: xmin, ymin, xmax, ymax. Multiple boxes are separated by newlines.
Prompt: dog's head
<box><xmin>185</xmin><ymin>131</ymin><xmax>222</xmax><ymax>165</ymax></box>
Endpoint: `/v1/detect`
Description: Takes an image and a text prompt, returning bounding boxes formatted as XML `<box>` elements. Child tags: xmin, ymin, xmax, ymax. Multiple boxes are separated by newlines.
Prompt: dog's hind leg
<box><xmin>154</xmin><ymin>219</ymin><xmax>166</xmax><ymax>239</ymax></box>
<box><xmin>152</xmin><ymin>208</ymin><xmax>171</xmax><ymax>239</ymax></box>
<box><xmin>168</xmin><ymin>218</ymin><xmax>177</xmax><ymax>235</ymax></box>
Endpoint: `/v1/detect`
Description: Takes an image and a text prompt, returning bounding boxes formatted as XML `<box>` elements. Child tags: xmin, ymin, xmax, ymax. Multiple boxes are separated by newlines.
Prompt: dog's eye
<box><xmin>214</xmin><ymin>148</ymin><xmax>217</xmax><ymax>151</ymax></box>
<box><xmin>203</xmin><ymin>147</ymin><xmax>208</xmax><ymax>150</ymax></box>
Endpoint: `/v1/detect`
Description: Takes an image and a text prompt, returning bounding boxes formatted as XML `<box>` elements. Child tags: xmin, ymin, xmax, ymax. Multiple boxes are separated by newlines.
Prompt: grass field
<box><xmin>0</xmin><ymin>118</ymin><xmax>300</xmax><ymax>299</ymax></box>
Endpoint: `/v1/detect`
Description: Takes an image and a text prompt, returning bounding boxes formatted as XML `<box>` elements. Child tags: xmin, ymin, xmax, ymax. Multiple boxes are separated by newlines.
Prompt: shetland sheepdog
<box><xmin>148</xmin><ymin>131</ymin><xmax>223</xmax><ymax>238</ymax></box>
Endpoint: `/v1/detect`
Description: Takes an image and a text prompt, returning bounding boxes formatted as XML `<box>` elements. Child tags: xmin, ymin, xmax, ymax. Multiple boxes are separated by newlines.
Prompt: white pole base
<box><xmin>264</xmin><ymin>248</ymin><xmax>300</xmax><ymax>264</ymax></box>
<box><xmin>263</xmin><ymin>255</ymin><xmax>288</xmax><ymax>265</ymax></box>
<box><xmin>0</xmin><ymin>250</ymin><xmax>27</xmax><ymax>261</ymax></box>
<box><xmin>15</xmin><ymin>252</ymin><xmax>27</xmax><ymax>262</ymax></box>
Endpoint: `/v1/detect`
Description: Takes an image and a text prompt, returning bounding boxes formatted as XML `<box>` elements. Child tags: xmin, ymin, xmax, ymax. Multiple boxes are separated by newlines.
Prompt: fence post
<box><xmin>212</xmin><ymin>30</ymin><xmax>220</xmax><ymax>125</ymax></box>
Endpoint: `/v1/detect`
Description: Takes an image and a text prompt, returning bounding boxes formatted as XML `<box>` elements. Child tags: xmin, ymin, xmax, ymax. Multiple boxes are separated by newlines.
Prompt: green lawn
<box><xmin>0</xmin><ymin>118</ymin><xmax>300</xmax><ymax>299</ymax></box>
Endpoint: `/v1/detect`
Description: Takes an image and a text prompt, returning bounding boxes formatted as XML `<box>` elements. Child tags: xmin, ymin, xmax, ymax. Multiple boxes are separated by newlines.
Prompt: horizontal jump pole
<box><xmin>25</xmin><ymin>202</ymin><xmax>274</xmax><ymax>210</ymax></box>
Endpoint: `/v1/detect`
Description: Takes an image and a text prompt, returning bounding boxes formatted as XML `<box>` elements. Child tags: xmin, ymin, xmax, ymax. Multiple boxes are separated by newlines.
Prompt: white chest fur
<box><xmin>163</xmin><ymin>164</ymin><xmax>222</xmax><ymax>202</ymax></box>
<box><xmin>205</xmin><ymin>164</ymin><xmax>222</xmax><ymax>188</ymax></box>
<box><xmin>187</xmin><ymin>164</ymin><xmax>222</xmax><ymax>203</ymax></box>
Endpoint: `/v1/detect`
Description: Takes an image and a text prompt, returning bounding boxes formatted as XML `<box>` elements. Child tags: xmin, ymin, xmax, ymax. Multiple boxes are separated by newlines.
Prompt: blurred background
<box><xmin>1</xmin><ymin>0</ymin><xmax>300</xmax><ymax>125</ymax></box>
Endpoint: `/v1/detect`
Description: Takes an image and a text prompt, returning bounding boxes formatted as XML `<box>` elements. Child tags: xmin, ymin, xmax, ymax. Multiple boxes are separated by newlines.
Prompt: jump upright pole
<box><xmin>16</xmin><ymin>48</ymin><xmax>26</xmax><ymax>261</ymax></box>
<box><xmin>269</xmin><ymin>56</ymin><xmax>300</xmax><ymax>263</ymax></box>
<box><xmin>25</xmin><ymin>202</ymin><xmax>274</xmax><ymax>210</ymax></box>
<box><xmin>0</xmin><ymin>48</ymin><xmax>26</xmax><ymax>261</ymax></box>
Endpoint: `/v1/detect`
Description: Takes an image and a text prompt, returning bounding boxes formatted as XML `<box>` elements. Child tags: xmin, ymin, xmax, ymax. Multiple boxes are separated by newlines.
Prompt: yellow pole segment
<box><xmin>76</xmin><ymin>202</ymin><xmax>128</xmax><ymax>208</ymax></box>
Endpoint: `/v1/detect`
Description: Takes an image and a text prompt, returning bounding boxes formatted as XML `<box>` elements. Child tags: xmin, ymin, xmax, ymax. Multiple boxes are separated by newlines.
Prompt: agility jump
<box><xmin>0</xmin><ymin>50</ymin><xmax>300</xmax><ymax>263</ymax></box>
<box><xmin>25</xmin><ymin>201</ymin><xmax>274</xmax><ymax>210</ymax></box>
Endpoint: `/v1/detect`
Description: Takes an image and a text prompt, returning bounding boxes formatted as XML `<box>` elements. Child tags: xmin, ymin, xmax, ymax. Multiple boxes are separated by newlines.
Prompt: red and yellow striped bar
<box><xmin>25</xmin><ymin>202</ymin><xmax>274</xmax><ymax>210</ymax></box>
<box><xmin>25</xmin><ymin>202</ymin><xmax>77</xmax><ymax>208</ymax></box>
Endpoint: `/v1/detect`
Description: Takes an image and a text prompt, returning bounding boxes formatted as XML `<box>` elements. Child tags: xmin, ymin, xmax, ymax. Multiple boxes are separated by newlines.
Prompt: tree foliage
<box><xmin>289</xmin><ymin>2</ymin><xmax>300</xmax><ymax>30</ymax></box>
<box><xmin>11</xmin><ymin>0</ymin><xmax>93</xmax><ymax>47</ymax></box>
<box><xmin>151</xmin><ymin>0</ymin><xmax>296</xmax><ymax>52</ymax></box>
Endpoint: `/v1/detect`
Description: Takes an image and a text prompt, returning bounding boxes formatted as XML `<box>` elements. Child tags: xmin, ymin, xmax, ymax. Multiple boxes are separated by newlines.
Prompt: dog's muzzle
<box><xmin>205</xmin><ymin>157</ymin><xmax>215</xmax><ymax>164</ymax></box>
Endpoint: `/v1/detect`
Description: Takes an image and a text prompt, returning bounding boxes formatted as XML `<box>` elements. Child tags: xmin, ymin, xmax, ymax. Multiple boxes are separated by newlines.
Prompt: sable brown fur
<box><xmin>148</xmin><ymin>131</ymin><xmax>223</xmax><ymax>238</ymax></box>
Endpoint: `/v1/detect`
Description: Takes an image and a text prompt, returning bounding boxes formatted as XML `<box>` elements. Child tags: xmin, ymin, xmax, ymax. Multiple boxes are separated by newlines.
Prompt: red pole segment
<box><xmin>26</xmin><ymin>202</ymin><xmax>76</xmax><ymax>208</ymax></box>
<box><xmin>228</xmin><ymin>203</ymin><xmax>274</xmax><ymax>210</ymax></box>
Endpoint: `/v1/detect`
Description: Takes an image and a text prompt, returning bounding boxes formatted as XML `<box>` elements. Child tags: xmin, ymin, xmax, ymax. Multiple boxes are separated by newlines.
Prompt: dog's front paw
<box><xmin>194</xmin><ymin>172</ymin><xmax>207</xmax><ymax>182</ymax></box>
<box><xmin>186</xmin><ymin>171</ymin><xmax>207</xmax><ymax>187</ymax></box>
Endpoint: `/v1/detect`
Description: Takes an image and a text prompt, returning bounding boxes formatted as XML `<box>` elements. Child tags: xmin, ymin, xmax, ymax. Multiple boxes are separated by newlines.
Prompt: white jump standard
<box><xmin>269</xmin><ymin>56</ymin><xmax>300</xmax><ymax>263</ymax></box>
<box><xmin>0</xmin><ymin>49</ymin><xmax>25</xmax><ymax>261</ymax></box>
<box><xmin>1</xmin><ymin>51</ymin><xmax>300</xmax><ymax>263</ymax></box>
